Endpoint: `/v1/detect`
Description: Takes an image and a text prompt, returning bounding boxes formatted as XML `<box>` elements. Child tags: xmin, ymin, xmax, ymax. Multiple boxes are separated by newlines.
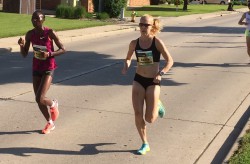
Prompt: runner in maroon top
<box><xmin>18</xmin><ymin>10</ymin><xmax>66</xmax><ymax>134</ymax></box>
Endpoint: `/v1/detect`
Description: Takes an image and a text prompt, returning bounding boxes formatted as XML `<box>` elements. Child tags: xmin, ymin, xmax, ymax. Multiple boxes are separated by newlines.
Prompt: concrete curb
<box><xmin>58</xmin><ymin>25</ymin><xmax>137</xmax><ymax>43</ymax></box>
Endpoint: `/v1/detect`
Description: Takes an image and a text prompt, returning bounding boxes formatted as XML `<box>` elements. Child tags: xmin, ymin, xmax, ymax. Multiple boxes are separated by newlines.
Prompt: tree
<box><xmin>103</xmin><ymin>0</ymin><xmax>127</xmax><ymax>18</ymax></box>
<box><xmin>227</xmin><ymin>0</ymin><xmax>234</xmax><ymax>11</ymax></box>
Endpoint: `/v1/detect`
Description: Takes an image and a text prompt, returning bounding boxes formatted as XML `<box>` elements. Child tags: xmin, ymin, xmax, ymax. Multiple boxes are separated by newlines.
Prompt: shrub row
<box><xmin>56</xmin><ymin>5</ymin><xmax>86</xmax><ymax>19</ymax></box>
<box><xmin>96</xmin><ymin>12</ymin><xmax>110</xmax><ymax>20</ymax></box>
<box><xmin>93</xmin><ymin>0</ymin><xmax>127</xmax><ymax>18</ymax></box>
<box><xmin>233</xmin><ymin>0</ymin><xmax>247</xmax><ymax>5</ymax></box>
<box><xmin>167</xmin><ymin>0</ymin><xmax>184</xmax><ymax>5</ymax></box>
<box><xmin>56</xmin><ymin>0</ymin><xmax>127</xmax><ymax>20</ymax></box>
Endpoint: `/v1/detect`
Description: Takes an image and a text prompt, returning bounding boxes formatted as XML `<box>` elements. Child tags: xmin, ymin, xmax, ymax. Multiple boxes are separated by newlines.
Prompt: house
<box><xmin>128</xmin><ymin>0</ymin><xmax>150</xmax><ymax>6</ymax></box>
<box><xmin>3</xmin><ymin>0</ymin><xmax>94</xmax><ymax>14</ymax></box>
<box><xmin>0</xmin><ymin>0</ymin><xmax>3</xmax><ymax>10</ymax></box>
<box><xmin>3</xmin><ymin>0</ymin><xmax>150</xmax><ymax>15</ymax></box>
<box><xmin>3</xmin><ymin>0</ymin><xmax>36</xmax><ymax>14</ymax></box>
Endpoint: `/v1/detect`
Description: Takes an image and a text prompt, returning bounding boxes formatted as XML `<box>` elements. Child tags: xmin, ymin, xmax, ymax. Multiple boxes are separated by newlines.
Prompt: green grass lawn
<box><xmin>125</xmin><ymin>4</ymin><xmax>246</xmax><ymax>17</ymax></box>
<box><xmin>0</xmin><ymin>12</ymin><xmax>111</xmax><ymax>38</ymax></box>
<box><xmin>0</xmin><ymin>4</ymin><xmax>247</xmax><ymax>38</ymax></box>
<box><xmin>229</xmin><ymin>129</ymin><xmax>250</xmax><ymax>164</ymax></box>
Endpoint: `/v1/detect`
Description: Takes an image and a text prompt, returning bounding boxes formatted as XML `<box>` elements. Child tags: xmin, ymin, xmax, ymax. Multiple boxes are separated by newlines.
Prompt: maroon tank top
<box><xmin>31</xmin><ymin>27</ymin><xmax>57</xmax><ymax>71</ymax></box>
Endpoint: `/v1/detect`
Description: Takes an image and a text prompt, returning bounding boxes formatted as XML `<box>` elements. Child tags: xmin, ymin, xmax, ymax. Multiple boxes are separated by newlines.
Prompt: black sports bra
<box><xmin>135</xmin><ymin>37</ymin><xmax>160</xmax><ymax>66</ymax></box>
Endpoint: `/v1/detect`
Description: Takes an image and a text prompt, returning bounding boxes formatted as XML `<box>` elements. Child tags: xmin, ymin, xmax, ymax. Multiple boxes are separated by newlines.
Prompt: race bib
<box><xmin>33</xmin><ymin>44</ymin><xmax>47</xmax><ymax>60</ymax></box>
<box><xmin>136</xmin><ymin>50</ymin><xmax>154</xmax><ymax>66</ymax></box>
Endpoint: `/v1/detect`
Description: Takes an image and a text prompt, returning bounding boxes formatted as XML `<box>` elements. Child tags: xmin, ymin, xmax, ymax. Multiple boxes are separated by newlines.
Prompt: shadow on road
<box><xmin>172</xmin><ymin>41</ymin><xmax>245</xmax><ymax>49</ymax></box>
<box><xmin>0</xmin><ymin>51</ymin><xmax>180</xmax><ymax>87</ymax></box>
<box><xmin>163</xmin><ymin>26</ymin><xmax>245</xmax><ymax>35</ymax></box>
<box><xmin>0</xmin><ymin>130</ymin><xmax>40</xmax><ymax>135</ymax></box>
<box><xmin>173</xmin><ymin>62</ymin><xmax>250</xmax><ymax>68</ymax></box>
<box><xmin>1</xmin><ymin>50</ymin><xmax>248</xmax><ymax>88</ymax></box>
<box><xmin>0</xmin><ymin>143</ymin><xmax>135</xmax><ymax>156</ymax></box>
<box><xmin>172</xmin><ymin>45</ymin><xmax>245</xmax><ymax>49</ymax></box>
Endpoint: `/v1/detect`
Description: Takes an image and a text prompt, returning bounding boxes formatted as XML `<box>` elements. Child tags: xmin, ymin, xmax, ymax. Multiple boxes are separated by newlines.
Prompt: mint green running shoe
<box><xmin>158</xmin><ymin>100</ymin><xmax>166</xmax><ymax>118</ymax></box>
<box><xmin>137</xmin><ymin>143</ymin><xmax>150</xmax><ymax>155</ymax></box>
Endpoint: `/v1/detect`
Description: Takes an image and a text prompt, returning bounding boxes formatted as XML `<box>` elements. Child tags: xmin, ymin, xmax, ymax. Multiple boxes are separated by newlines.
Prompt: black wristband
<box><xmin>159</xmin><ymin>71</ymin><xmax>164</xmax><ymax>76</ymax></box>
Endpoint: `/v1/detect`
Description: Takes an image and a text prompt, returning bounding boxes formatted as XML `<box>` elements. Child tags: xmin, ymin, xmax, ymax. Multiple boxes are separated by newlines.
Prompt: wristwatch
<box><xmin>159</xmin><ymin>71</ymin><xmax>165</xmax><ymax>76</ymax></box>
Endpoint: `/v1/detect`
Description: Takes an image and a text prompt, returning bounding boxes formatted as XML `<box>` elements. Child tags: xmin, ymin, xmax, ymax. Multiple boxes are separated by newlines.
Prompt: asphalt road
<box><xmin>0</xmin><ymin>12</ymin><xmax>250</xmax><ymax>164</ymax></box>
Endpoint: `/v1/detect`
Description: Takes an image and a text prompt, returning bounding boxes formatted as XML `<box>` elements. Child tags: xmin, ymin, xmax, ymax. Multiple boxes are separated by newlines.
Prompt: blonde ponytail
<box><xmin>141</xmin><ymin>14</ymin><xmax>162</xmax><ymax>35</ymax></box>
<box><xmin>151</xmin><ymin>18</ymin><xmax>162</xmax><ymax>35</ymax></box>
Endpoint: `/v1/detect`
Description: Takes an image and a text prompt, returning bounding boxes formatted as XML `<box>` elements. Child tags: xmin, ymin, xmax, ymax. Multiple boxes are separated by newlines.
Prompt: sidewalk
<box><xmin>0</xmin><ymin>8</ymin><xmax>248</xmax><ymax>55</ymax></box>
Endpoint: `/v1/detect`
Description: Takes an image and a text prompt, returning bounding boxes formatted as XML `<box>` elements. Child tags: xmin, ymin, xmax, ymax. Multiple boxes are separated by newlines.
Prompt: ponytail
<box><xmin>151</xmin><ymin>18</ymin><xmax>162</xmax><ymax>35</ymax></box>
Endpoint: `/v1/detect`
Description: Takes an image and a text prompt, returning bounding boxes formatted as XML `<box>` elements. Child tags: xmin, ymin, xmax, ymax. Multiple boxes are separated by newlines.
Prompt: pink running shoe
<box><xmin>50</xmin><ymin>100</ymin><xmax>59</xmax><ymax>121</ymax></box>
<box><xmin>42</xmin><ymin>123</ymin><xmax>55</xmax><ymax>134</ymax></box>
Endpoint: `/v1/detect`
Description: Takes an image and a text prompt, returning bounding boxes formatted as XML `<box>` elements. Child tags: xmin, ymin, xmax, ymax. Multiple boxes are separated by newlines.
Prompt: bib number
<box><xmin>137</xmin><ymin>51</ymin><xmax>154</xmax><ymax>66</ymax></box>
<box><xmin>33</xmin><ymin>45</ymin><xmax>47</xmax><ymax>60</ymax></box>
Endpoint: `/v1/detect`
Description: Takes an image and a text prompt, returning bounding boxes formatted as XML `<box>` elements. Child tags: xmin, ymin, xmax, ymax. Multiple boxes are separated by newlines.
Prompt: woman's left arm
<box><xmin>48</xmin><ymin>29</ymin><xmax>66</xmax><ymax>57</ymax></box>
<box><xmin>155</xmin><ymin>37</ymin><xmax>174</xmax><ymax>74</ymax></box>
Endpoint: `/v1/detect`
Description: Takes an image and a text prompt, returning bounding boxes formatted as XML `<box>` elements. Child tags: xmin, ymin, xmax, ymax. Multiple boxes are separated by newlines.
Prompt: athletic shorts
<box><xmin>134</xmin><ymin>73</ymin><xmax>160</xmax><ymax>90</ymax></box>
<box><xmin>33</xmin><ymin>70</ymin><xmax>54</xmax><ymax>77</ymax></box>
<box><xmin>245</xmin><ymin>29</ymin><xmax>250</xmax><ymax>37</ymax></box>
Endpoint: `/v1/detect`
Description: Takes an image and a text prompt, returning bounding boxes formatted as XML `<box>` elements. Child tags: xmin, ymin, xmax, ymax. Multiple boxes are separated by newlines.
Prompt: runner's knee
<box><xmin>145</xmin><ymin>109</ymin><xmax>157</xmax><ymax>123</ymax></box>
<box><xmin>145</xmin><ymin>114</ymin><xmax>157</xmax><ymax>123</ymax></box>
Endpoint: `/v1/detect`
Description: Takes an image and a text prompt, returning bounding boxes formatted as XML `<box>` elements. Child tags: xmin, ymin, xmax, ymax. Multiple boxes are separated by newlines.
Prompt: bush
<box><xmin>233</xmin><ymin>0</ymin><xmax>247</xmax><ymax>5</ymax></box>
<box><xmin>85</xmin><ymin>13</ymin><xmax>93</xmax><ymax>19</ymax></box>
<box><xmin>56</xmin><ymin>4</ymin><xmax>67</xmax><ymax>18</ymax></box>
<box><xmin>159</xmin><ymin>0</ymin><xmax>167</xmax><ymax>4</ymax></box>
<box><xmin>56</xmin><ymin>5</ymin><xmax>86</xmax><ymax>19</ymax></box>
<box><xmin>96</xmin><ymin>12</ymin><xmax>110</xmax><ymax>20</ymax></box>
<box><xmin>167</xmin><ymin>0</ymin><xmax>183</xmax><ymax>5</ymax></box>
<box><xmin>65</xmin><ymin>6</ymin><xmax>75</xmax><ymax>18</ymax></box>
<box><xmin>74</xmin><ymin>6</ymin><xmax>86</xmax><ymax>19</ymax></box>
<box><xmin>103</xmin><ymin>0</ymin><xmax>127</xmax><ymax>18</ymax></box>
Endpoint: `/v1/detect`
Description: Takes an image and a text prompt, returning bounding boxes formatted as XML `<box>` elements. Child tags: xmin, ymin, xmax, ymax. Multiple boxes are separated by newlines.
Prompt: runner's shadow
<box><xmin>0</xmin><ymin>143</ymin><xmax>136</xmax><ymax>156</ymax></box>
<box><xmin>79</xmin><ymin>143</ymin><xmax>136</xmax><ymax>155</ymax></box>
<box><xmin>0</xmin><ymin>130</ymin><xmax>40</xmax><ymax>135</ymax></box>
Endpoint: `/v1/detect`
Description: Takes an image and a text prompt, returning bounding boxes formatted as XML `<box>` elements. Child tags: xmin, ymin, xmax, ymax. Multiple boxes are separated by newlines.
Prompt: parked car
<box><xmin>189</xmin><ymin>0</ymin><xmax>203</xmax><ymax>4</ymax></box>
<box><xmin>200</xmin><ymin>0</ymin><xmax>228</xmax><ymax>4</ymax></box>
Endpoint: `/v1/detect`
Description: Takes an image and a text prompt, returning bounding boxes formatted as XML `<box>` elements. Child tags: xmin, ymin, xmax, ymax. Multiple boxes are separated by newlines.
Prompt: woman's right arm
<box><xmin>18</xmin><ymin>31</ymin><xmax>31</xmax><ymax>58</ymax></box>
<box><xmin>238</xmin><ymin>13</ymin><xmax>247</xmax><ymax>25</ymax></box>
<box><xmin>121</xmin><ymin>40</ymin><xmax>136</xmax><ymax>75</ymax></box>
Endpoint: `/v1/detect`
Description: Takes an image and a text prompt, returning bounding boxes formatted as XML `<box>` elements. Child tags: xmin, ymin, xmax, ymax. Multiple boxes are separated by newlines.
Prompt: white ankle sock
<box><xmin>48</xmin><ymin>120</ymin><xmax>54</xmax><ymax>125</ymax></box>
<box><xmin>50</xmin><ymin>100</ymin><xmax>55</xmax><ymax>108</ymax></box>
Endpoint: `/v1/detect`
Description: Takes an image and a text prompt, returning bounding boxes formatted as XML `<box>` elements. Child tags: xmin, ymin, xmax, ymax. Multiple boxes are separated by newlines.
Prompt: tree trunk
<box><xmin>183</xmin><ymin>0</ymin><xmax>188</xmax><ymax>11</ymax></box>
<box><xmin>227</xmin><ymin>3</ymin><xmax>234</xmax><ymax>11</ymax></box>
